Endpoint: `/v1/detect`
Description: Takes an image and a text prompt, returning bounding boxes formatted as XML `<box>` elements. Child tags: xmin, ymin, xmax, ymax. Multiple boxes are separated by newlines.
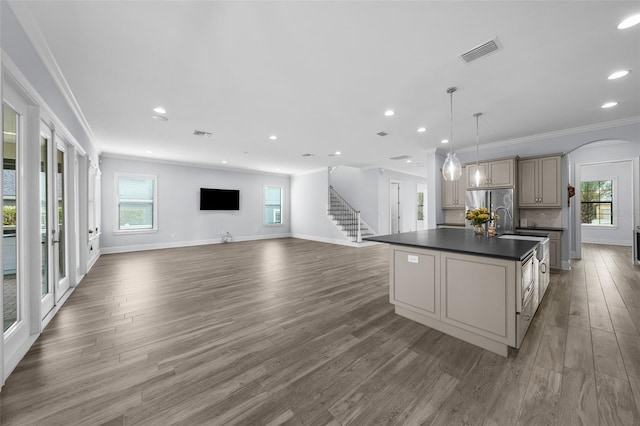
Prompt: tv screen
<box><xmin>200</xmin><ymin>188</ymin><xmax>240</xmax><ymax>210</ymax></box>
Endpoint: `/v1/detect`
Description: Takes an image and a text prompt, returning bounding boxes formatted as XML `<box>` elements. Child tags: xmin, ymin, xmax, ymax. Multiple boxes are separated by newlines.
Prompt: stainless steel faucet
<box><xmin>495</xmin><ymin>206</ymin><xmax>513</xmax><ymax>220</ymax></box>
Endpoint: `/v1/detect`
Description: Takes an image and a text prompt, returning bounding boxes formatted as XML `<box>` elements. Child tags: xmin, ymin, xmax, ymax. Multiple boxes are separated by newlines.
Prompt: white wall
<box><xmin>329</xmin><ymin>165</ymin><xmax>380</xmax><ymax>231</ymax></box>
<box><xmin>100</xmin><ymin>156</ymin><xmax>291</xmax><ymax>253</ymax></box>
<box><xmin>579</xmin><ymin>161</ymin><xmax>633</xmax><ymax>245</ymax></box>
<box><xmin>568</xmin><ymin>140</ymin><xmax>640</xmax><ymax>250</ymax></box>
<box><xmin>376</xmin><ymin>169</ymin><xmax>428</xmax><ymax>235</ymax></box>
<box><xmin>291</xmin><ymin>168</ymin><xmax>347</xmax><ymax>244</ymax></box>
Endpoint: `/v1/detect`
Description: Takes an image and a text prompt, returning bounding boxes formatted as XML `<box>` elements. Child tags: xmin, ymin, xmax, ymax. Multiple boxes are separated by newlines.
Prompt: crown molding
<box><xmin>99</xmin><ymin>152</ymin><xmax>292</xmax><ymax>178</ymax></box>
<box><xmin>456</xmin><ymin>116</ymin><xmax>640</xmax><ymax>154</ymax></box>
<box><xmin>8</xmin><ymin>1</ymin><xmax>97</xmax><ymax>145</ymax></box>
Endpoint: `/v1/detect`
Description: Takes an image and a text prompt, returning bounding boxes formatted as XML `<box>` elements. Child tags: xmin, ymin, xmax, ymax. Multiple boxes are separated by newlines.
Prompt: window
<box><xmin>264</xmin><ymin>185</ymin><xmax>282</xmax><ymax>225</ymax></box>
<box><xmin>116</xmin><ymin>174</ymin><xmax>157</xmax><ymax>232</ymax></box>
<box><xmin>581</xmin><ymin>179</ymin><xmax>613</xmax><ymax>225</ymax></box>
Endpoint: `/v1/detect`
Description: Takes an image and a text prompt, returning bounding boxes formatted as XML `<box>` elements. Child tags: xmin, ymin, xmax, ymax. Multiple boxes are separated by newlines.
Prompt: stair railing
<box><xmin>329</xmin><ymin>186</ymin><xmax>362</xmax><ymax>242</ymax></box>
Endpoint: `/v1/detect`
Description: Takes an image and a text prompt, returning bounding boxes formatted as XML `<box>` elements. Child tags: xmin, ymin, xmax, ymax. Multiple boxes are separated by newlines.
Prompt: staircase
<box><xmin>327</xmin><ymin>186</ymin><xmax>375</xmax><ymax>243</ymax></box>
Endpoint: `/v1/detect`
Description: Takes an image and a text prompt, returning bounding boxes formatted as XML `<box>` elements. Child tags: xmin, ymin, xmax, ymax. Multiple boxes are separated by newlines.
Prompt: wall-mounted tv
<box><xmin>200</xmin><ymin>188</ymin><xmax>240</xmax><ymax>210</ymax></box>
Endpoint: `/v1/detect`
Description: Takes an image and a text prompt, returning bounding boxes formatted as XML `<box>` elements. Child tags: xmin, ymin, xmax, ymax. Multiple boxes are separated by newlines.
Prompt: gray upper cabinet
<box><xmin>518</xmin><ymin>155</ymin><xmax>562</xmax><ymax>208</ymax></box>
<box><xmin>442</xmin><ymin>169</ymin><xmax>467</xmax><ymax>209</ymax></box>
<box><xmin>466</xmin><ymin>158</ymin><xmax>515</xmax><ymax>188</ymax></box>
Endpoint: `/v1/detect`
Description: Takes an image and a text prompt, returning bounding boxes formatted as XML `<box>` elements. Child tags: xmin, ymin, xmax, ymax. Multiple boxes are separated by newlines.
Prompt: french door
<box><xmin>3</xmin><ymin>87</ymin><xmax>29</xmax><ymax>361</ymax></box>
<box><xmin>39</xmin><ymin>125</ymin><xmax>70</xmax><ymax>317</ymax></box>
<box><xmin>40</xmin><ymin>126</ymin><xmax>54</xmax><ymax>316</ymax></box>
<box><xmin>54</xmin><ymin>144</ymin><xmax>69</xmax><ymax>302</ymax></box>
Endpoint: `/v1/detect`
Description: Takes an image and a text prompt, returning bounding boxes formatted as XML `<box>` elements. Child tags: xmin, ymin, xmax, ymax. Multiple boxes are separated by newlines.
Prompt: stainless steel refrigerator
<box><xmin>465</xmin><ymin>188</ymin><xmax>515</xmax><ymax>234</ymax></box>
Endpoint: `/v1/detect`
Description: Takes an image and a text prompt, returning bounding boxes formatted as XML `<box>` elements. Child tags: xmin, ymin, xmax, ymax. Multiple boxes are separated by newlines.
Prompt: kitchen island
<box><xmin>365</xmin><ymin>229</ymin><xmax>541</xmax><ymax>357</ymax></box>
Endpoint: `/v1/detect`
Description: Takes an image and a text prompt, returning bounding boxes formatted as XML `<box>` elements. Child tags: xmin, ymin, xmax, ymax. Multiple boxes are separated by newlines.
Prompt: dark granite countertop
<box><xmin>365</xmin><ymin>229</ymin><xmax>539</xmax><ymax>261</ymax></box>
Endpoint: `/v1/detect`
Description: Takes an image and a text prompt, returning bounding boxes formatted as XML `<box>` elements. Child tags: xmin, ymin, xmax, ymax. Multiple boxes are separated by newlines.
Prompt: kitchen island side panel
<box><xmin>441</xmin><ymin>252</ymin><xmax>516</xmax><ymax>345</ymax></box>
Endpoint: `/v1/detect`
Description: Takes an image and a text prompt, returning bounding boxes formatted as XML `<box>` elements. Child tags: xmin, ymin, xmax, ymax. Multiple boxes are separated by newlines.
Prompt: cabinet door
<box><xmin>392</xmin><ymin>249</ymin><xmax>440</xmax><ymax>318</ymax></box>
<box><xmin>467</xmin><ymin>163</ymin><xmax>488</xmax><ymax>188</ymax></box>
<box><xmin>441</xmin><ymin>252</ymin><xmax>515</xmax><ymax>343</ymax></box>
<box><xmin>442</xmin><ymin>179</ymin><xmax>457</xmax><ymax>208</ymax></box>
<box><xmin>549</xmin><ymin>238</ymin><xmax>560</xmax><ymax>269</ymax></box>
<box><xmin>487</xmin><ymin>159</ymin><xmax>514</xmax><ymax>187</ymax></box>
<box><xmin>539</xmin><ymin>156</ymin><xmax>561</xmax><ymax>207</ymax></box>
<box><xmin>457</xmin><ymin>171</ymin><xmax>467</xmax><ymax>207</ymax></box>
<box><xmin>518</xmin><ymin>158</ymin><xmax>538</xmax><ymax>207</ymax></box>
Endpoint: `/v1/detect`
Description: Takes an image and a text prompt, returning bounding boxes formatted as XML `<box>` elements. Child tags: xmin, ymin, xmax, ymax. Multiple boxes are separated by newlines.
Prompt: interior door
<box><xmin>40</xmin><ymin>127</ymin><xmax>54</xmax><ymax>317</ymax></box>
<box><xmin>54</xmin><ymin>143</ymin><xmax>69</xmax><ymax>302</ymax></box>
<box><xmin>390</xmin><ymin>181</ymin><xmax>400</xmax><ymax>233</ymax></box>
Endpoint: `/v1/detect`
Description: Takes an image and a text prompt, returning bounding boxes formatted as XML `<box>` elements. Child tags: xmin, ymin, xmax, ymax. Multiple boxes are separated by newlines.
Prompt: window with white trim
<box><xmin>115</xmin><ymin>174</ymin><xmax>157</xmax><ymax>232</ymax></box>
<box><xmin>581</xmin><ymin>179</ymin><xmax>613</xmax><ymax>226</ymax></box>
<box><xmin>264</xmin><ymin>185</ymin><xmax>282</xmax><ymax>225</ymax></box>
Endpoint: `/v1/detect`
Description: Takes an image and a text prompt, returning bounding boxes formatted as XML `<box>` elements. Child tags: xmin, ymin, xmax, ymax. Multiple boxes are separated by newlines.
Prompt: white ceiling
<box><xmin>12</xmin><ymin>1</ymin><xmax>640</xmax><ymax>176</ymax></box>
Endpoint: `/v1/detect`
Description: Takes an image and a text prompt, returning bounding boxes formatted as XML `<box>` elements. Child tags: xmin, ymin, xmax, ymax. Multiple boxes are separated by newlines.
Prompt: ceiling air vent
<box><xmin>460</xmin><ymin>38</ymin><xmax>501</xmax><ymax>63</ymax></box>
<box><xmin>390</xmin><ymin>155</ymin><xmax>411</xmax><ymax>161</ymax></box>
<box><xmin>301</xmin><ymin>153</ymin><xmax>315</xmax><ymax>157</ymax></box>
<box><xmin>193</xmin><ymin>130</ymin><xmax>212</xmax><ymax>137</ymax></box>
<box><xmin>377</xmin><ymin>131</ymin><xmax>388</xmax><ymax>137</ymax></box>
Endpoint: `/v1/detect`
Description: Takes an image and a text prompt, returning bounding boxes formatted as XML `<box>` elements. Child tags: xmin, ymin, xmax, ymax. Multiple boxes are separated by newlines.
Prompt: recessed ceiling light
<box><xmin>153</xmin><ymin>106</ymin><xmax>166</xmax><ymax>114</ymax></box>
<box><xmin>222</xmin><ymin>160</ymin><xmax>227</xmax><ymax>164</ymax></box>
<box><xmin>384</xmin><ymin>110</ymin><xmax>395</xmax><ymax>117</ymax></box>
<box><xmin>145</xmin><ymin>150</ymin><xmax>152</xmax><ymax>154</ymax></box>
<box><xmin>269</xmin><ymin>135</ymin><xmax>278</xmax><ymax>140</ymax></box>
<box><xmin>152</xmin><ymin>115</ymin><xmax>168</xmax><ymax>121</ymax></box>
<box><xmin>618</xmin><ymin>14</ymin><xmax>640</xmax><ymax>29</ymax></box>
<box><xmin>417</xmin><ymin>127</ymin><xmax>427</xmax><ymax>133</ymax></box>
<box><xmin>335</xmin><ymin>151</ymin><xmax>341</xmax><ymax>155</ymax></box>
<box><xmin>406</xmin><ymin>159</ymin><xmax>412</xmax><ymax>163</ymax></box>
<box><xmin>276</xmin><ymin>168</ymin><xmax>280</xmax><ymax>171</ymax></box>
<box><xmin>441</xmin><ymin>139</ymin><xmax>449</xmax><ymax>144</ymax></box>
<box><xmin>608</xmin><ymin>70</ymin><xmax>630</xmax><ymax>80</ymax></box>
<box><xmin>601</xmin><ymin>101</ymin><xmax>618</xmax><ymax>109</ymax></box>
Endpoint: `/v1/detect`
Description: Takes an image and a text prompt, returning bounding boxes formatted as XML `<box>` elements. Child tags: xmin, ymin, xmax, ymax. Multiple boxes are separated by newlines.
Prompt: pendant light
<box><xmin>470</xmin><ymin>112</ymin><xmax>486</xmax><ymax>187</ymax></box>
<box><xmin>442</xmin><ymin>87</ymin><xmax>462</xmax><ymax>181</ymax></box>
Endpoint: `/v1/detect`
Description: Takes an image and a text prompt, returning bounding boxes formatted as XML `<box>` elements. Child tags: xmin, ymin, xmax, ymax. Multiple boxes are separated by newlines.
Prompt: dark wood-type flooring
<box><xmin>1</xmin><ymin>239</ymin><xmax>640</xmax><ymax>425</ymax></box>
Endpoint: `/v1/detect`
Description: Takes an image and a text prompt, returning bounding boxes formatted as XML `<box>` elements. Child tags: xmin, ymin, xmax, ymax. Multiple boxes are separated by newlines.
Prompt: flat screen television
<box><xmin>200</xmin><ymin>188</ymin><xmax>240</xmax><ymax>210</ymax></box>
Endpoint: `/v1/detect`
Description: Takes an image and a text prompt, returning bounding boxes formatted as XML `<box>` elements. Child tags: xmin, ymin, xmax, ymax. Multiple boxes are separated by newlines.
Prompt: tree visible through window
<box><xmin>116</xmin><ymin>174</ymin><xmax>157</xmax><ymax>231</ymax></box>
<box><xmin>581</xmin><ymin>180</ymin><xmax>613</xmax><ymax>225</ymax></box>
<box><xmin>264</xmin><ymin>186</ymin><xmax>282</xmax><ymax>225</ymax></box>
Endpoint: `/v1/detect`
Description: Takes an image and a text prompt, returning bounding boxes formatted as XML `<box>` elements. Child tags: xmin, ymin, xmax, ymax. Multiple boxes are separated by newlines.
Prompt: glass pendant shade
<box><xmin>443</xmin><ymin>152</ymin><xmax>462</xmax><ymax>181</ymax></box>
<box><xmin>442</xmin><ymin>87</ymin><xmax>461</xmax><ymax>181</ymax></box>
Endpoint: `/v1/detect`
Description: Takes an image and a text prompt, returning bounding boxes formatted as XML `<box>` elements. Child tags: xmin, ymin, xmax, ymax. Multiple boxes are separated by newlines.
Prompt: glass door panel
<box><xmin>40</xmin><ymin>130</ymin><xmax>54</xmax><ymax>317</ymax></box>
<box><xmin>3</xmin><ymin>104</ymin><xmax>19</xmax><ymax>333</ymax></box>
<box><xmin>55</xmin><ymin>146</ymin><xmax>69</xmax><ymax>301</ymax></box>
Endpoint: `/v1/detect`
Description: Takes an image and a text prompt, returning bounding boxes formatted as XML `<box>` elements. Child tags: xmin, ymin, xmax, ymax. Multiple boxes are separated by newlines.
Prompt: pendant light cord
<box><xmin>446</xmin><ymin>87</ymin><xmax>456</xmax><ymax>155</ymax></box>
<box><xmin>474</xmin><ymin>112</ymin><xmax>481</xmax><ymax>166</ymax></box>
<box><xmin>449</xmin><ymin>90</ymin><xmax>454</xmax><ymax>155</ymax></box>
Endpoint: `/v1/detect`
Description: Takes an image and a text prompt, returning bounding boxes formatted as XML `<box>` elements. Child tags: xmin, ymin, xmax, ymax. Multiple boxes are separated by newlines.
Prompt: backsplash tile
<box><xmin>518</xmin><ymin>208</ymin><xmax>562</xmax><ymax>228</ymax></box>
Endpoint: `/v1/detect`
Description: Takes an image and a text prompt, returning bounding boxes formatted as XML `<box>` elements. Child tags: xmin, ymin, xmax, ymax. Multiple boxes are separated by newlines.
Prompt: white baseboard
<box><xmin>581</xmin><ymin>239</ymin><xmax>632</xmax><ymax>246</ymax></box>
<box><xmin>101</xmin><ymin>233</ymin><xmax>293</xmax><ymax>254</ymax></box>
<box><xmin>291</xmin><ymin>233</ymin><xmax>380</xmax><ymax>248</ymax></box>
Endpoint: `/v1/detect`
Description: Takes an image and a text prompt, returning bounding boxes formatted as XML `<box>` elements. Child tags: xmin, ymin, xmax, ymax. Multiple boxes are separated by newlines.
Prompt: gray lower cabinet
<box><xmin>440</xmin><ymin>252</ymin><xmax>516</xmax><ymax>344</ymax></box>
<box><xmin>391</xmin><ymin>248</ymin><xmax>440</xmax><ymax>319</ymax></box>
<box><xmin>548</xmin><ymin>231</ymin><xmax>562</xmax><ymax>269</ymax></box>
<box><xmin>390</xmin><ymin>245</ymin><xmax>517</xmax><ymax>356</ymax></box>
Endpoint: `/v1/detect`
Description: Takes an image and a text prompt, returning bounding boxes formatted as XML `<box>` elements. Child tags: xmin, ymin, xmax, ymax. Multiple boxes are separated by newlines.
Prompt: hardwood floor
<box><xmin>1</xmin><ymin>239</ymin><xmax>639</xmax><ymax>425</ymax></box>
